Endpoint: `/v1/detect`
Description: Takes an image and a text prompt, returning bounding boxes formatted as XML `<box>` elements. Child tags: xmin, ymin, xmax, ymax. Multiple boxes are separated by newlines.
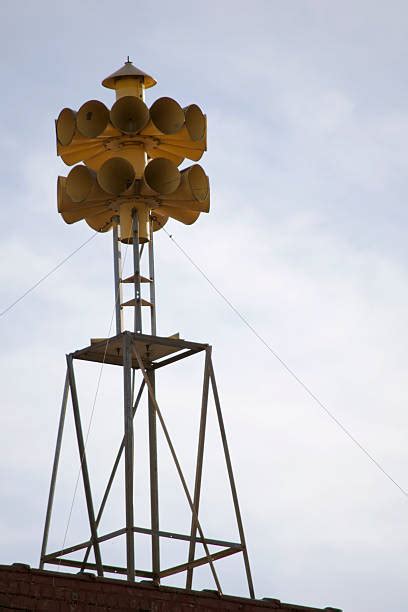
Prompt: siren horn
<box><xmin>110</xmin><ymin>96</ymin><xmax>150</xmax><ymax>134</ymax></box>
<box><xmin>97</xmin><ymin>157</ymin><xmax>135</xmax><ymax>195</ymax></box>
<box><xmin>56</xmin><ymin>108</ymin><xmax>77</xmax><ymax>146</ymax></box>
<box><xmin>140</xmin><ymin>97</ymin><xmax>184</xmax><ymax>137</ymax></box>
<box><xmin>57</xmin><ymin>177</ymin><xmax>110</xmax><ymax>225</ymax></box>
<box><xmin>77</xmin><ymin>100</ymin><xmax>110</xmax><ymax>138</ymax></box>
<box><xmin>184</xmin><ymin>104</ymin><xmax>206</xmax><ymax>141</ymax></box>
<box><xmin>140</xmin><ymin>158</ymin><xmax>181</xmax><ymax>196</ymax></box>
<box><xmin>66</xmin><ymin>165</ymin><xmax>109</xmax><ymax>203</ymax></box>
<box><xmin>159</xmin><ymin>164</ymin><xmax>210</xmax><ymax>213</ymax></box>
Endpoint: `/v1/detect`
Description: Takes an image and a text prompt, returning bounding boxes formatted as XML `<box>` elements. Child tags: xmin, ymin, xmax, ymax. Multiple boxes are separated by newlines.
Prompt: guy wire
<box><xmin>162</xmin><ymin>227</ymin><xmax>408</xmax><ymax>500</ymax></box>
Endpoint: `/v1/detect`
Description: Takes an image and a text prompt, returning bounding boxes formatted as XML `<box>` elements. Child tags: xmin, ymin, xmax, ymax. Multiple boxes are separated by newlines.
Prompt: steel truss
<box><xmin>39</xmin><ymin>331</ymin><xmax>255</xmax><ymax>597</ymax></box>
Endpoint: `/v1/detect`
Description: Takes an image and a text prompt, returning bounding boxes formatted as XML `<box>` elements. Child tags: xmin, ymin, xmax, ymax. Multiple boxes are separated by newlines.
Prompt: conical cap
<box><xmin>102</xmin><ymin>60</ymin><xmax>156</xmax><ymax>90</ymax></box>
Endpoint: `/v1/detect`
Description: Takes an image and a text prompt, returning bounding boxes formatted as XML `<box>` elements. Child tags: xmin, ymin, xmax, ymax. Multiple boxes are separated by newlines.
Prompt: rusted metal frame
<box><xmin>132</xmin><ymin>211</ymin><xmax>142</xmax><ymax>334</ymax></box>
<box><xmin>132</xmin><ymin>526</ymin><xmax>241</xmax><ymax>549</ymax></box>
<box><xmin>147</xmin><ymin>367</ymin><xmax>160</xmax><ymax>583</ymax></box>
<box><xmin>123</xmin><ymin>333</ymin><xmax>135</xmax><ymax>581</ymax></box>
<box><xmin>148</xmin><ymin>222</ymin><xmax>157</xmax><ymax>335</ymax></box>
<box><xmin>161</xmin><ymin>546</ymin><xmax>239</xmax><ymax>579</ymax></box>
<box><xmin>80</xmin><ymin>379</ymin><xmax>145</xmax><ymax>569</ymax></box>
<box><xmin>186</xmin><ymin>347</ymin><xmax>212</xmax><ymax>589</ymax></box>
<box><xmin>43</xmin><ymin>527</ymin><xmax>128</xmax><ymax>560</ymax></box>
<box><xmin>151</xmin><ymin>348</ymin><xmax>204</xmax><ymax>370</ymax></box>
<box><xmin>209</xmin><ymin>359</ymin><xmax>255</xmax><ymax>599</ymax></box>
<box><xmin>46</xmin><ymin>558</ymin><xmax>153</xmax><ymax>579</ymax></box>
<box><xmin>66</xmin><ymin>355</ymin><xmax>104</xmax><ymax>577</ymax></box>
<box><xmin>39</xmin><ymin>370</ymin><xmax>69</xmax><ymax>569</ymax></box>
<box><xmin>132</xmin><ymin>346</ymin><xmax>223</xmax><ymax>595</ymax></box>
<box><xmin>112</xmin><ymin>216</ymin><xmax>123</xmax><ymax>335</ymax></box>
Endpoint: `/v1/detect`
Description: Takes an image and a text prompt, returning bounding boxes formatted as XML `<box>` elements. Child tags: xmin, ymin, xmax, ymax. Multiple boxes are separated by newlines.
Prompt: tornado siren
<box><xmin>56</xmin><ymin>60</ymin><xmax>209</xmax><ymax>243</ymax></box>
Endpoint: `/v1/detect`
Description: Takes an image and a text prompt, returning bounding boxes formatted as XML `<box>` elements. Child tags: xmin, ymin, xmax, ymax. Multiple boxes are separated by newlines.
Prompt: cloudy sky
<box><xmin>1</xmin><ymin>1</ymin><xmax>408</xmax><ymax>610</ymax></box>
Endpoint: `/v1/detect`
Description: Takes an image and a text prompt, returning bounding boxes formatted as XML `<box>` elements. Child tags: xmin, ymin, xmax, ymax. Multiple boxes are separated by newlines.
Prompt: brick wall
<box><xmin>0</xmin><ymin>564</ymin><xmax>341</xmax><ymax>612</ymax></box>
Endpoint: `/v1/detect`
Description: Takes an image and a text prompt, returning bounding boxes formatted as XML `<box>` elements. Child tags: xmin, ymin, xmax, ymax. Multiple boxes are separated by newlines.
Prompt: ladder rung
<box><xmin>121</xmin><ymin>298</ymin><xmax>153</xmax><ymax>308</ymax></box>
<box><xmin>121</xmin><ymin>274</ymin><xmax>152</xmax><ymax>284</ymax></box>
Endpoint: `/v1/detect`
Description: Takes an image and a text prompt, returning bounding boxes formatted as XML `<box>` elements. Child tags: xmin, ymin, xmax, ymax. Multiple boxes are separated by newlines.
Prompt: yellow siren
<box><xmin>55</xmin><ymin>60</ymin><xmax>209</xmax><ymax>243</ymax></box>
<box><xmin>58</xmin><ymin>158</ymin><xmax>209</xmax><ymax>242</ymax></box>
<box><xmin>56</xmin><ymin>98</ymin><xmax>206</xmax><ymax>169</ymax></box>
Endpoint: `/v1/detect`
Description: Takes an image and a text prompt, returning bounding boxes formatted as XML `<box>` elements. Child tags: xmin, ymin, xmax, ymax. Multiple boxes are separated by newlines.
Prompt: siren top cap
<box><xmin>102</xmin><ymin>60</ymin><xmax>157</xmax><ymax>90</ymax></box>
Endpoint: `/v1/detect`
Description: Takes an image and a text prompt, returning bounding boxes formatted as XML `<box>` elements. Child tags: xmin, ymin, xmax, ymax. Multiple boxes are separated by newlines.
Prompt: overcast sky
<box><xmin>1</xmin><ymin>1</ymin><xmax>408</xmax><ymax>610</ymax></box>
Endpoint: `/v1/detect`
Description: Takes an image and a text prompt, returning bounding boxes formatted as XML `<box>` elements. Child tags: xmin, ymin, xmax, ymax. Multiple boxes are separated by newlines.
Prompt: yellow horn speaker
<box><xmin>97</xmin><ymin>157</ymin><xmax>135</xmax><ymax>195</ymax></box>
<box><xmin>76</xmin><ymin>100</ymin><xmax>110</xmax><ymax>138</ymax></box>
<box><xmin>66</xmin><ymin>165</ymin><xmax>109</xmax><ymax>203</ymax></box>
<box><xmin>140</xmin><ymin>97</ymin><xmax>184</xmax><ymax>137</ymax></box>
<box><xmin>57</xmin><ymin>177</ymin><xmax>110</xmax><ymax>224</ymax></box>
<box><xmin>160</xmin><ymin>104</ymin><xmax>205</xmax><ymax>143</ymax></box>
<box><xmin>140</xmin><ymin>158</ymin><xmax>181</xmax><ymax>196</ymax></box>
<box><xmin>146</xmin><ymin>105</ymin><xmax>206</xmax><ymax>162</ymax></box>
<box><xmin>56</xmin><ymin>108</ymin><xmax>77</xmax><ymax>145</ymax></box>
<box><xmin>110</xmin><ymin>96</ymin><xmax>150</xmax><ymax>134</ymax></box>
<box><xmin>185</xmin><ymin>104</ymin><xmax>206</xmax><ymax>141</ymax></box>
<box><xmin>159</xmin><ymin>164</ymin><xmax>210</xmax><ymax>212</ymax></box>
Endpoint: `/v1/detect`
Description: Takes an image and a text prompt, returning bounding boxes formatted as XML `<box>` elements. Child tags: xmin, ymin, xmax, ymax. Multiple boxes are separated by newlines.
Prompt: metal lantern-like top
<box><xmin>102</xmin><ymin>59</ymin><xmax>157</xmax><ymax>90</ymax></box>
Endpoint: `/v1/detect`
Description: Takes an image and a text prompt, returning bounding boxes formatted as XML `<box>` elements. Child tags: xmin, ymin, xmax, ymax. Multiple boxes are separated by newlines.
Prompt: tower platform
<box><xmin>73</xmin><ymin>331</ymin><xmax>208</xmax><ymax>369</ymax></box>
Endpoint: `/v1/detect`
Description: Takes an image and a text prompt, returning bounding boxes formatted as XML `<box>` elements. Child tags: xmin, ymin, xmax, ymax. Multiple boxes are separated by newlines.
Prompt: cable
<box><xmin>163</xmin><ymin>227</ymin><xmax>408</xmax><ymax>500</ymax></box>
<box><xmin>0</xmin><ymin>232</ymin><xmax>98</xmax><ymax>319</ymax></box>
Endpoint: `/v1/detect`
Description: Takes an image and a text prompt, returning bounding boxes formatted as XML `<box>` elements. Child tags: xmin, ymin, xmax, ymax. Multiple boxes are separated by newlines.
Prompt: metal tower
<box><xmin>39</xmin><ymin>60</ymin><xmax>254</xmax><ymax>597</ymax></box>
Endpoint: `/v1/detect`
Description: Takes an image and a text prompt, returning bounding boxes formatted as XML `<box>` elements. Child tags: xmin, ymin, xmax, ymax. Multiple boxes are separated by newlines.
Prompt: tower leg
<box><xmin>209</xmin><ymin>359</ymin><xmax>255</xmax><ymax>598</ymax></box>
<box><xmin>186</xmin><ymin>347</ymin><xmax>212</xmax><ymax>589</ymax></box>
<box><xmin>39</xmin><ymin>369</ymin><xmax>69</xmax><ymax>568</ymax></box>
<box><xmin>66</xmin><ymin>355</ymin><xmax>104</xmax><ymax>577</ymax></box>
<box><xmin>148</xmin><ymin>368</ymin><xmax>160</xmax><ymax>583</ymax></box>
<box><xmin>123</xmin><ymin>333</ymin><xmax>135</xmax><ymax>581</ymax></box>
<box><xmin>132</xmin><ymin>347</ymin><xmax>222</xmax><ymax>595</ymax></box>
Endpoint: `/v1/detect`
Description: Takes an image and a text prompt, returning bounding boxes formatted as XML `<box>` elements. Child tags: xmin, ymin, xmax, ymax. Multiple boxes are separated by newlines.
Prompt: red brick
<box><xmin>0</xmin><ymin>593</ymin><xmax>12</xmax><ymax>607</ymax></box>
<box><xmin>36</xmin><ymin>599</ymin><xmax>60</xmax><ymax>610</ymax></box>
<box><xmin>8</xmin><ymin>594</ymin><xmax>34</xmax><ymax>609</ymax></box>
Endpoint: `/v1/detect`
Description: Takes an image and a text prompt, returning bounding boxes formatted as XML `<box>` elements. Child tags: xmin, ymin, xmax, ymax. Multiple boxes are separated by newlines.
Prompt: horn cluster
<box><xmin>56</xmin><ymin>65</ymin><xmax>209</xmax><ymax>242</ymax></box>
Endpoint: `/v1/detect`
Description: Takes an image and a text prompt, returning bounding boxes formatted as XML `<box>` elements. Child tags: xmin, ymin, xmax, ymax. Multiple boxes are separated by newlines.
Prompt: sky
<box><xmin>1</xmin><ymin>1</ymin><xmax>408</xmax><ymax>610</ymax></box>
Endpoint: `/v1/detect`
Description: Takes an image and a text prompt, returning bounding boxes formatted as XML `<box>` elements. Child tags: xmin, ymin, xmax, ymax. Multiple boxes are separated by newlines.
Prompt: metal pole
<box><xmin>208</xmin><ymin>358</ymin><xmax>255</xmax><ymax>598</ymax></box>
<box><xmin>39</xmin><ymin>369</ymin><xmax>69</xmax><ymax>569</ymax></box>
<box><xmin>80</xmin><ymin>380</ymin><xmax>145</xmax><ymax>569</ymax></box>
<box><xmin>132</xmin><ymin>348</ymin><xmax>223</xmax><ymax>595</ymax></box>
<box><xmin>66</xmin><ymin>355</ymin><xmax>104</xmax><ymax>577</ymax></box>
<box><xmin>112</xmin><ymin>216</ymin><xmax>123</xmax><ymax>335</ymax></box>
<box><xmin>147</xmin><ymin>368</ymin><xmax>160</xmax><ymax>583</ymax></box>
<box><xmin>132</xmin><ymin>210</ymin><xmax>142</xmax><ymax>334</ymax></box>
<box><xmin>186</xmin><ymin>347</ymin><xmax>211</xmax><ymax>589</ymax></box>
<box><xmin>148</xmin><ymin>220</ymin><xmax>157</xmax><ymax>336</ymax></box>
<box><xmin>123</xmin><ymin>333</ymin><xmax>135</xmax><ymax>581</ymax></box>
